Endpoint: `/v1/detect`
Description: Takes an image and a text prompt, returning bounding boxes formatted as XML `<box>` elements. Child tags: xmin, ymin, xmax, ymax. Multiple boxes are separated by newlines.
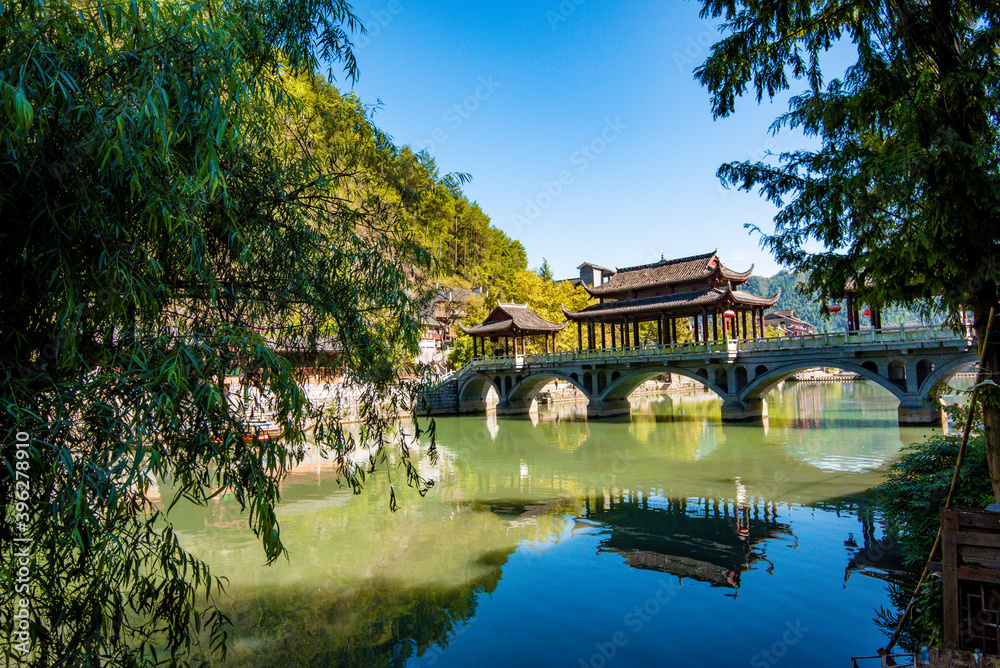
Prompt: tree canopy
<box><xmin>0</xmin><ymin>0</ymin><xmax>437</xmax><ymax>664</ymax></box>
<box><xmin>697</xmin><ymin>0</ymin><xmax>1000</xmax><ymax>496</ymax></box>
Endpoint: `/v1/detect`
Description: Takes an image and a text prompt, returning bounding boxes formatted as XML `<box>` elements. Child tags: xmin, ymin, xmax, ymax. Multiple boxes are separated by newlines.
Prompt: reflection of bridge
<box><xmin>450</xmin><ymin>326</ymin><xmax>975</xmax><ymax>425</ymax></box>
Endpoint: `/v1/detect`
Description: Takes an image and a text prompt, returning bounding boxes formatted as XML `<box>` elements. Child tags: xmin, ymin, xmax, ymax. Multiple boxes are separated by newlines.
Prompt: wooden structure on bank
<box><xmin>561</xmin><ymin>251</ymin><xmax>780</xmax><ymax>350</ymax></box>
<box><xmin>461</xmin><ymin>303</ymin><xmax>567</xmax><ymax>357</ymax></box>
<box><xmin>932</xmin><ymin>507</ymin><xmax>1000</xmax><ymax>655</ymax></box>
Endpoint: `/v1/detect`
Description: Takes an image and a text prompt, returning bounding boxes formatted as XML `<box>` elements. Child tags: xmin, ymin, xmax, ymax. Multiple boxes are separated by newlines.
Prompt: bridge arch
<box><xmin>740</xmin><ymin>360</ymin><xmax>909</xmax><ymax>402</ymax></box>
<box><xmin>598</xmin><ymin>365</ymin><xmax>729</xmax><ymax>403</ymax></box>
<box><xmin>458</xmin><ymin>373</ymin><xmax>501</xmax><ymax>413</ymax></box>
<box><xmin>915</xmin><ymin>354</ymin><xmax>980</xmax><ymax>395</ymax></box>
<box><xmin>505</xmin><ymin>371</ymin><xmax>591</xmax><ymax>408</ymax></box>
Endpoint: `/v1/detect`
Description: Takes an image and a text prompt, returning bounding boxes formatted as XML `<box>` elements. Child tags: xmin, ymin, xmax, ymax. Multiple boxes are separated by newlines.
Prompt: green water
<box><xmin>167</xmin><ymin>381</ymin><xmax>940</xmax><ymax>667</ymax></box>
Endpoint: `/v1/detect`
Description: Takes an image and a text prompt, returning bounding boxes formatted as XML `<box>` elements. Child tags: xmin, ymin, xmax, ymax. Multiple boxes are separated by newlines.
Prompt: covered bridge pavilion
<box><xmin>461</xmin><ymin>302</ymin><xmax>567</xmax><ymax>357</ymax></box>
<box><xmin>562</xmin><ymin>251</ymin><xmax>780</xmax><ymax>350</ymax></box>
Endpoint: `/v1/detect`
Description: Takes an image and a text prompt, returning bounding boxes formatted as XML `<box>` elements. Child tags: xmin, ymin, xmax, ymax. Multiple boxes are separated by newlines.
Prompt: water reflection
<box><xmin>164</xmin><ymin>381</ymin><xmax>934</xmax><ymax>667</ymax></box>
<box><xmin>584</xmin><ymin>489</ymin><xmax>792</xmax><ymax>591</ymax></box>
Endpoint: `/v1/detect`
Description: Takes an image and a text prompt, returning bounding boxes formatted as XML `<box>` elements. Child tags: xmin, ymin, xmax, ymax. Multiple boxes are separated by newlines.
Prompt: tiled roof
<box><xmin>577</xmin><ymin>261</ymin><xmax>615</xmax><ymax>274</ymax></box>
<box><xmin>585</xmin><ymin>251</ymin><xmax>750</xmax><ymax>297</ymax></box>
<box><xmin>461</xmin><ymin>303</ymin><xmax>567</xmax><ymax>336</ymax></box>
<box><xmin>765</xmin><ymin>312</ymin><xmax>812</xmax><ymax>327</ymax></box>
<box><xmin>720</xmin><ymin>264</ymin><xmax>754</xmax><ymax>281</ymax></box>
<box><xmin>562</xmin><ymin>287</ymin><xmax>780</xmax><ymax>321</ymax></box>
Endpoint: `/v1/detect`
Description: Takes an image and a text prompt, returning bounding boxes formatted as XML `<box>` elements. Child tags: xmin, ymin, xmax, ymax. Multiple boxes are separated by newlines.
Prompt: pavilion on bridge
<box><xmin>561</xmin><ymin>251</ymin><xmax>780</xmax><ymax>350</ymax></box>
<box><xmin>461</xmin><ymin>302</ymin><xmax>567</xmax><ymax>357</ymax></box>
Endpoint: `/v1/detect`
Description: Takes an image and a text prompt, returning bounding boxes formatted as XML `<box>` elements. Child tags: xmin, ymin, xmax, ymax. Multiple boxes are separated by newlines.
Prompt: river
<box><xmin>167</xmin><ymin>380</ymin><xmax>944</xmax><ymax>667</ymax></box>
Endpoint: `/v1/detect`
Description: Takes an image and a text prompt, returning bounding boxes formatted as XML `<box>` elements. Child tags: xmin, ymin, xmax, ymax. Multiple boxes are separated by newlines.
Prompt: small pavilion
<box><xmin>461</xmin><ymin>303</ymin><xmax>567</xmax><ymax>357</ymax></box>
<box><xmin>562</xmin><ymin>251</ymin><xmax>780</xmax><ymax>350</ymax></box>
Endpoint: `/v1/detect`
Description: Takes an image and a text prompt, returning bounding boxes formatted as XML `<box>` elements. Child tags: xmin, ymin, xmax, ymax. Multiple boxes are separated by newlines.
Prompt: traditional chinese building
<box><xmin>460</xmin><ymin>302</ymin><xmax>566</xmax><ymax>357</ymax></box>
<box><xmin>561</xmin><ymin>251</ymin><xmax>780</xmax><ymax>350</ymax></box>
<box><xmin>763</xmin><ymin>309</ymin><xmax>815</xmax><ymax>336</ymax></box>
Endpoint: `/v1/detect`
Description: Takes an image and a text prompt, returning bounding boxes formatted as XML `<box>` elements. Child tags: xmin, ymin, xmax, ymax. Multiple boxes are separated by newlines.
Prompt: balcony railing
<box><xmin>460</xmin><ymin>324</ymin><xmax>969</xmax><ymax>371</ymax></box>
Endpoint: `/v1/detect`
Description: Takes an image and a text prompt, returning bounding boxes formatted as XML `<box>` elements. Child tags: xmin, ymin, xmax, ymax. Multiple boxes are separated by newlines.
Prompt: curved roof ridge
<box><xmin>615</xmin><ymin>250</ymin><xmax>717</xmax><ymax>274</ymax></box>
<box><xmin>720</xmin><ymin>263</ymin><xmax>754</xmax><ymax>281</ymax></box>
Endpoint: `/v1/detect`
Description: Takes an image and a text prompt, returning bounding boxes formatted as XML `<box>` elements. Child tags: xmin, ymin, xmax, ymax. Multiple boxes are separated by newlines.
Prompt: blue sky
<box><xmin>342</xmin><ymin>0</ymin><xmax>813</xmax><ymax>280</ymax></box>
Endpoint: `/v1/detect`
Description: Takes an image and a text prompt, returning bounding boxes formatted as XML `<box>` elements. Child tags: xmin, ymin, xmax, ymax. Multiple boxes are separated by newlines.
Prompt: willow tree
<box><xmin>696</xmin><ymin>2</ymin><xmax>1000</xmax><ymax>496</ymax></box>
<box><xmin>0</xmin><ymin>0</ymin><xmax>434</xmax><ymax>664</ymax></box>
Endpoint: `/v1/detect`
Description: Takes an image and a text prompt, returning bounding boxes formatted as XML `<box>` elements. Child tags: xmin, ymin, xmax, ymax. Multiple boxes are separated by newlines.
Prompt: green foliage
<box><xmin>538</xmin><ymin>259</ymin><xmax>554</xmax><ymax>282</ymax></box>
<box><xmin>877</xmin><ymin>404</ymin><xmax>994</xmax><ymax>563</ymax></box>
<box><xmin>0</xmin><ymin>0</ymin><xmax>437</xmax><ymax>664</ymax></box>
<box><xmin>447</xmin><ymin>336</ymin><xmax>474</xmax><ymax>370</ymax></box>
<box><xmin>875</xmin><ymin>402</ymin><xmax>995</xmax><ymax>642</ymax></box>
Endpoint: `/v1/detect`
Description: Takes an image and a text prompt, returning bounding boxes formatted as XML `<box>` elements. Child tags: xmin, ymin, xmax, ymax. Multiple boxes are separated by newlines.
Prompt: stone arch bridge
<box><xmin>442</xmin><ymin>326</ymin><xmax>975</xmax><ymax>425</ymax></box>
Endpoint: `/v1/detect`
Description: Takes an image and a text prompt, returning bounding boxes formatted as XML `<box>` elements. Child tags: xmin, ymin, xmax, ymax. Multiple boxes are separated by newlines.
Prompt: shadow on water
<box><xmin>221</xmin><ymin>563</ymin><xmax>508</xmax><ymax>668</ymax></box>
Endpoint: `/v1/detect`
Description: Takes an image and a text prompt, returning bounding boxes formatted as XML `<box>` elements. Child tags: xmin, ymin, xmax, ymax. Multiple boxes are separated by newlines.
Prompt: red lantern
<box><xmin>863</xmin><ymin>307</ymin><xmax>871</xmax><ymax>317</ymax></box>
<box><xmin>723</xmin><ymin>310</ymin><xmax>736</xmax><ymax>319</ymax></box>
<box><xmin>827</xmin><ymin>303</ymin><xmax>842</xmax><ymax>314</ymax></box>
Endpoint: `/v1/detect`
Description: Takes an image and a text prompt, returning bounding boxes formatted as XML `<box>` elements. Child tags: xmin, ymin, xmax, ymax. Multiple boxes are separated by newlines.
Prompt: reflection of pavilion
<box><xmin>584</xmin><ymin>488</ymin><xmax>794</xmax><ymax>590</ymax></box>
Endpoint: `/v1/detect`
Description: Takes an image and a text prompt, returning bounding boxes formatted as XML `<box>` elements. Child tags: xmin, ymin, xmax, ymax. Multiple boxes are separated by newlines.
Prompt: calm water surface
<box><xmin>168</xmin><ymin>381</ymin><xmax>943</xmax><ymax>667</ymax></box>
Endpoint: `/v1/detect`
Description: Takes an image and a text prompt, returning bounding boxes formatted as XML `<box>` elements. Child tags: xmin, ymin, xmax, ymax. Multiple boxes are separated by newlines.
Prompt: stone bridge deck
<box><xmin>447</xmin><ymin>325</ymin><xmax>975</xmax><ymax>425</ymax></box>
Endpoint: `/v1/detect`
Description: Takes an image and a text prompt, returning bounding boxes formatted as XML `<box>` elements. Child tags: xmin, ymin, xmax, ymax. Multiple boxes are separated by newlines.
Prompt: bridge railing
<box><xmin>460</xmin><ymin>323</ymin><xmax>967</xmax><ymax>370</ymax></box>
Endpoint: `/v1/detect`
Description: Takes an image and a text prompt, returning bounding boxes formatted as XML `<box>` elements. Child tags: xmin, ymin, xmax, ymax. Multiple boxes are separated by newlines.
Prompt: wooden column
<box><xmin>702</xmin><ymin>312</ymin><xmax>709</xmax><ymax>343</ymax></box>
<box><xmin>741</xmin><ymin>311</ymin><xmax>748</xmax><ymax>340</ymax></box>
<box><xmin>601</xmin><ymin>322</ymin><xmax>606</xmax><ymax>349</ymax></box>
<box><xmin>711</xmin><ymin>312</ymin><xmax>718</xmax><ymax>341</ymax></box>
<box><xmin>752</xmin><ymin>309</ymin><xmax>758</xmax><ymax>339</ymax></box>
<box><xmin>633</xmin><ymin>319</ymin><xmax>640</xmax><ymax>347</ymax></box>
<box><xmin>759</xmin><ymin>310</ymin><xmax>765</xmax><ymax>337</ymax></box>
<box><xmin>672</xmin><ymin>318</ymin><xmax>677</xmax><ymax>344</ymax></box>
<box><xmin>656</xmin><ymin>316</ymin><xmax>663</xmax><ymax>345</ymax></box>
<box><xmin>611</xmin><ymin>321</ymin><xmax>616</xmax><ymax>348</ymax></box>
<box><xmin>577</xmin><ymin>322</ymin><xmax>582</xmax><ymax>350</ymax></box>
<box><xmin>693</xmin><ymin>315</ymin><xmax>699</xmax><ymax>342</ymax></box>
